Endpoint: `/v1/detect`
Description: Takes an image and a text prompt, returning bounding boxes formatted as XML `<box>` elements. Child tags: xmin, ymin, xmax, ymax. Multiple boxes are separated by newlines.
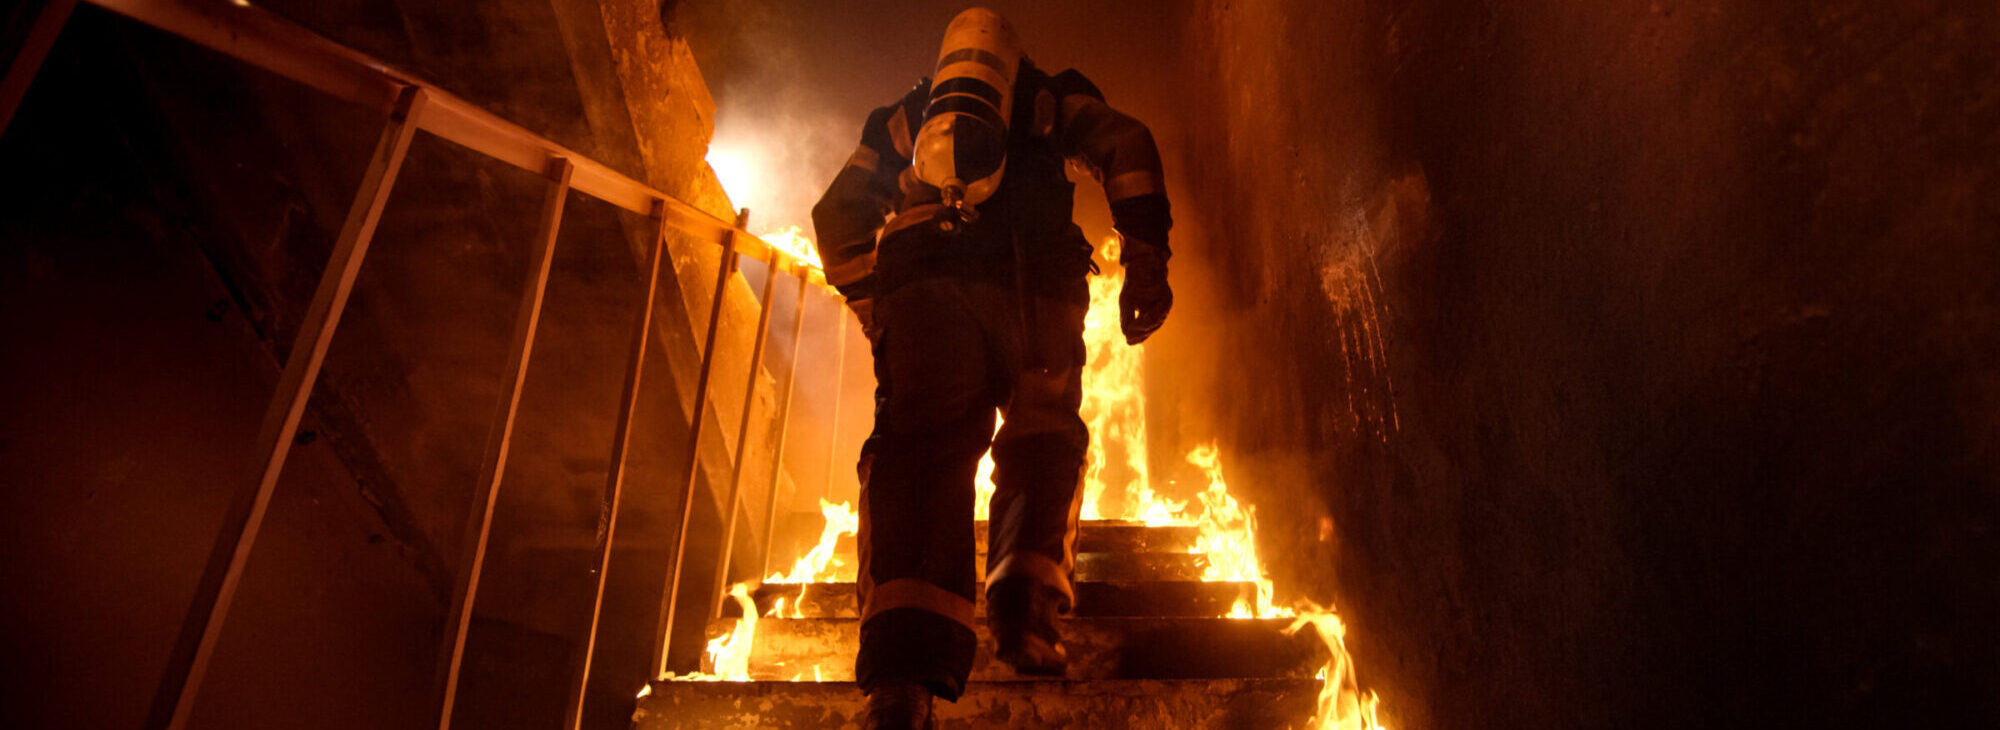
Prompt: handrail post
<box><xmin>653</xmin><ymin>208</ymin><xmax>750</xmax><ymax>678</ymax></box>
<box><xmin>822</xmin><ymin>307</ymin><xmax>850</xmax><ymax>503</ymax></box>
<box><xmin>0</xmin><ymin>0</ymin><xmax>79</xmax><ymax>133</ymax></box>
<box><xmin>709</xmin><ymin>249</ymin><xmax>782</xmax><ymax>619</ymax></box>
<box><xmin>436</xmin><ymin>155</ymin><xmax>574</xmax><ymax>730</ymax></box>
<box><xmin>563</xmin><ymin>200</ymin><xmax>674</xmax><ymax>730</ymax></box>
<box><xmin>757</xmin><ymin>271</ymin><xmax>813</xmax><ymax>577</ymax></box>
<box><xmin>149</xmin><ymin>85</ymin><xmax>428</xmax><ymax>730</ymax></box>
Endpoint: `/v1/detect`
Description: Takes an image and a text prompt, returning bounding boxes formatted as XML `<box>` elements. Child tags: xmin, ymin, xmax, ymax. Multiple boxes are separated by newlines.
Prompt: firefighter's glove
<box><xmin>1119</xmin><ymin>242</ymin><xmax>1172</xmax><ymax>345</ymax></box>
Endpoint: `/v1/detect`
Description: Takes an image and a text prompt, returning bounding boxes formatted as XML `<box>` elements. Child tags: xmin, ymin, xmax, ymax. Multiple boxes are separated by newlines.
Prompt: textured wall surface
<box><xmin>1160</xmin><ymin>1</ymin><xmax>2000</xmax><ymax>727</ymax></box>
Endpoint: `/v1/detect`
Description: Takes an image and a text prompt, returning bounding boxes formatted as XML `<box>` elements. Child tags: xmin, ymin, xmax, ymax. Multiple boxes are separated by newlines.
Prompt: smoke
<box><xmin>679</xmin><ymin>1</ymin><xmax>896</xmax><ymax>236</ymax></box>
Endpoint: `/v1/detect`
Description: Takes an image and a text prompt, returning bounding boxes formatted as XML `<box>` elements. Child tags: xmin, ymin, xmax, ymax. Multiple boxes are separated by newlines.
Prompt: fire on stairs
<box><xmin>635</xmin><ymin>238</ymin><xmax>1388</xmax><ymax>729</ymax></box>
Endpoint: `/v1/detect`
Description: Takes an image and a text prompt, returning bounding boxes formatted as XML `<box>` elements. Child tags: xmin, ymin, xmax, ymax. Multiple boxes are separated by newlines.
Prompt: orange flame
<box><xmin>1287</xmin><ymin>602</ymin><xmax>1388</xmax><ymax>730</ymax></box>
<box><xmin>757</xmin><ymin>226</ymin><xmax>823</xmax><ymax>270</ymax></box>
<box><xmin>667</xmin><ymin>582</ymin><xmax>758</xmax><ymax>682</ymax></box>
<box><xmin>765</xmin><ymin>499</ymin><xmax>857</xmax><ymax>584</ymax></box>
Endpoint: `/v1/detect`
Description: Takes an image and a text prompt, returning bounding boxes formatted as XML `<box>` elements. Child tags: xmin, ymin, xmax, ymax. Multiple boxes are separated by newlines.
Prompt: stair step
<box><xmin>706</xmin><ymin>617</ymin><xmax>1322</xmax><ymax>681</ymax></box>
<box><xmin>636</xmin><ymin>677</ymin><xmax>1320</xmax><ymax>729</ymax></box>
<box><xmin>734</xmin><ymin>580</ymin><xmax>1256</xmax><ymax>619</ymax></box>
<box><xmin>807</xmin><ymin>551</ymin><xmax>1210</xmax><ymax>583</ymax></box>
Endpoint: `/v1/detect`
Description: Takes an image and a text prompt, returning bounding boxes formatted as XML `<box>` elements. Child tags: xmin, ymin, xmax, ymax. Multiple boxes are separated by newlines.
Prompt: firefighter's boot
<box><xmin>986</xmin><ymin>575</ymin><xmax>1068</xmax><ymax>676</ymax></box>
<box><xmin>860</xmin><ymin>682</ymin><xmax>935</xmax><ymax>730</ymax></box>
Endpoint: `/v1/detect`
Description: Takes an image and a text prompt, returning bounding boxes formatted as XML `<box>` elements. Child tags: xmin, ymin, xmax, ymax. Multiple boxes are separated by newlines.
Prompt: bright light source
<box><xmin>706</xmin><ymin>145</ymin><xmax>757</xmax><ymax>210</ymax></box>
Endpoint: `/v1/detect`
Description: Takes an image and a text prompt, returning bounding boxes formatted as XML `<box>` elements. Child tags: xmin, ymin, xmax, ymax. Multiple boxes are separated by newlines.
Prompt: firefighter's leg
<box><xmin>855</xmin><ymin>277</ymin><xmax>998</xmax><ymax>701</ymax></box>
<box><xmin>984</xmin><ymin>282</ymin><xmax>1089</xmax><ymax>675</ymax></box>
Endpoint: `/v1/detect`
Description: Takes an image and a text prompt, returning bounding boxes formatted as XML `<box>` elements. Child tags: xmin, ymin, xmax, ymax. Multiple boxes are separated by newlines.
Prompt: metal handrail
<box><xmin>1</xmin><ymin>1</ymin><xmax>846</xmax><ymax>729</ymax></box>
<box><xmin>83</xmin><ymin>0</ymin><xmax>829</xmax><ymax>282</ymax></box>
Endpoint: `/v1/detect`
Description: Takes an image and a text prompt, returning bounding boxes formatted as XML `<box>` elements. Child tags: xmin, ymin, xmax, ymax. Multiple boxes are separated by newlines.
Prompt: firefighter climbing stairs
<box><xmin>633</xmin><ymin>520</ymin><xmax>1329</xmax><ymax>728</ymax></box>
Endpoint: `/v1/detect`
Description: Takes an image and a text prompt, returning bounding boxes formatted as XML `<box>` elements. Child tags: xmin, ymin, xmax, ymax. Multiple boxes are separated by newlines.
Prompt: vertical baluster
<box><xmin>708</xmin><ymin>249</ymin><xmax>782</xmax><ymax>619</ymax></box>
<box><xmin>150</xmin><ymin>86</ymin><xmax>429</xmax><ymax>730</ymax></box>
<box><xmin>0</xmin><ymin>0</ymin><xmax>79</xmax><ymax>133</ymax></box>
<box><xmin>562</xmin><ymin>200</ymin><xmax>674</xmax><ymax>729</ymax></box>
<box><xmin>435</xmin><ymin>155</ymin><xmax>575</xmax><ymax>730</ymax></box>
<box><xmin>758</xmin><ymin>270</ymin><xmax>813</xmax><ymax>577</ymax></box>
<box><xmin>653</xmin><ymin>208</ymin><xmax>749</xmax><ymax>678</ymax></box>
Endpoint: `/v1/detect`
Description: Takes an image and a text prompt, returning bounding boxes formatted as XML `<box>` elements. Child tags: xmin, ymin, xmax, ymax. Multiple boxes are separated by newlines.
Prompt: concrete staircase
<box><xmin>633</xmin><ymin>521</ymin><xmax>1327</xmax><ymax>728</ymax></box>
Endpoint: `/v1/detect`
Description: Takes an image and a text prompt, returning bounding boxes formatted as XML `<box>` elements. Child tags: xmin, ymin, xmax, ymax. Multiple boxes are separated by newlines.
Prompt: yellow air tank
<box><xmin>912</xmin><ymin>8</ymin><xmax>1022</xmax><ymax>220</ymax></box>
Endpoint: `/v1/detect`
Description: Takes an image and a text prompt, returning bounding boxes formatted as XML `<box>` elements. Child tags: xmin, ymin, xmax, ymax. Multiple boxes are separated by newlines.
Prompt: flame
<box><xmin>757</xmin><ymin>226</ymin><xmax>823</xmax><ymax>270</ymax></box>
<box><xmin>764</xmin><ymin>499</ymin><xmax>857</xmax><ymax>584</ymax></box>
<box><xmin>1287</xmin><ymin>603</ymin><xmax>1387</xmax><ymax>730</ymax></box>
<box><xmin>1078</xmin><ymin>236</ymin><xmax>1187</xmax><ymax>524</ymax></box>
<box><xmin>1187</xmin><ymin>444</ymin><xmax>1288</xmax><ymax>619</ymax></box>
<box><xmin>666</xmin><ymin>582</ymin><xmax>758</xmax><ymax>682</ymax></box>
<box><xmin>975</xmin><ymin>419</ymin><xmax>1000</xmax><ymax>520</ymax></box>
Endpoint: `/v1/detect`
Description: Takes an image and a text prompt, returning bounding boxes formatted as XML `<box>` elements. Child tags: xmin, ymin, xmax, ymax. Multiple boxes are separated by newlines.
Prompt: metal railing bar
<box><xmin>148</xmin><ymin>84</ymin><xmax>429</xmax><ymax>730</ymax></box>
<box><xmin>708</xmin><ymin>250</ymin><xmax>783</xmax><ymax>619</ymax></box>
<box><xmin>79</xmin><ymin>0</ymin><xmax>827</xmax><ymax>282</ymax></box>
<box><xmin>562</xmin><ymin>201</ymin><xmax>674</xmax><ymax>730</ymax></box>
<box><xmin>758</xmin><ymin>271</ymin><xmax>813</xmax><ymax>577</ymax></box>
<box><xmin>653</xmin><ymin>208</ymin><xmax>750</xmax><ymax>678</ymax></box>
<box><xmin>435</xmin><ymin>155</ymin><xmax>575</xmax><ymax>730</ymax></box>
<box><xmin>0</xmin><ymin>0</ymin><xmax>81</xmax><ymax>132</ymax></box>
<box><xmin>822</xmin><ymin>311</ymin><xmax>850</xmax><ymax>503</ymax></box>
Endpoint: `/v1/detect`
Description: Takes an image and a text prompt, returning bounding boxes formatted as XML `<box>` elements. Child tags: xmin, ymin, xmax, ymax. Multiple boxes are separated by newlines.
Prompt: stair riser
<box><xmin>636</xmin><ymin>679</ymin><xmax>1320</xmax><ymax>730</ymax></box>
<box><xmin>705</xmin><ymin>618</ymin><xmax>1325</xmax><ymax>681</ymax></box>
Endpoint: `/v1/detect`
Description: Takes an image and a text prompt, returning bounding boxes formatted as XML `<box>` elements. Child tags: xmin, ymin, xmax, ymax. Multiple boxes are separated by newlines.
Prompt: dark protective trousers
<box><xmin>853</xmin><ymin>273</ymin><xmax>1089</xmax><ymax>700</ymax></box>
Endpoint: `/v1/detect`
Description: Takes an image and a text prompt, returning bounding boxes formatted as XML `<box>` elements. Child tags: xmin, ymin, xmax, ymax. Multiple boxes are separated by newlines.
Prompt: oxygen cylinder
<box><xmin>912</xmin><ymin>8</ymin><xmax>1021</xmax><ymax>218</ymax></box>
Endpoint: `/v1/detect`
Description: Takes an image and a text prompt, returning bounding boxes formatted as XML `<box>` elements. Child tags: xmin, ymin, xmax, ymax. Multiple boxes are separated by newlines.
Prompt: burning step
<box><xmin>636</xmin><ymin>677</ymin><xmax>1321</xmax><ymax>729</ymax></box>
<box><xmin>810</xmin><ymin>521</ymin><xmax>1201</xmax><ymax>561</ymax></box>
<box><xmin>805</xmin><ymin>550</ymin><xmax>1211</xmax><ymax>583</ymax></box>
<box><xmin>706</xmin><ymin>617</ymin><xmax>1326</xmax><ymax>682</ymax></box>
<box><xmin>734</xmin><ymin>580</ymin><xmax>1259</xmax><ymax>619</ymax></box>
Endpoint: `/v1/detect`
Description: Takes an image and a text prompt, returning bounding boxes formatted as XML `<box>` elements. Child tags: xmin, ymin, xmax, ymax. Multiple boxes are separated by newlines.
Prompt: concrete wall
<box><xmin>1159</xmin><ymin>1</ymin><xmax>2000</xmax><ymax>727</ymax></box>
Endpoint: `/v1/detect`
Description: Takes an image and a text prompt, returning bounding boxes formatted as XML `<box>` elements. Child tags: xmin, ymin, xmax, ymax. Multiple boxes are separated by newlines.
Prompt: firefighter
<box><xmin>809</xmin><ymin>9</ymin><xmax>1172</xmax><ymax>727</ymax></box>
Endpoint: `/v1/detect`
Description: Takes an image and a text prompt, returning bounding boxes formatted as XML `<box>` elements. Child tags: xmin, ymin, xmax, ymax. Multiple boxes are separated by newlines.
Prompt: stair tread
<box><xmin>809</xmin><ymin>551</ymin><xmax>1211</xmax><ymax>583</ymax></box>
<box><xmin>816</xmin><ymin>522</ymin><xmax>1203</xmax><ymax>556</ymax></box>
<box><xmin>636</xmin><ymin>677</ymin><xmax>1321</xmax><ymax>729</ymax></box>
<box><xmin>707</xmin><ymin>617</ymin><xmax>1323</xmax><ymax>681</ymax></box>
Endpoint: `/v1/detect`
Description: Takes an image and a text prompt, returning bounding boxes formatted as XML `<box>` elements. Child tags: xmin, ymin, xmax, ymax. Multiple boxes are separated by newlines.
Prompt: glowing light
<box><xmin>706</xmin><ymin>583</ymin><xmax>758</xmax><ymax>680</ymax></box>
<box><xmin>1287</xmin><ymin>603</ymin><xmax>1388</xmax><ymax>730</ymax></box>
<box><xmin>758</xmin><ymin>225</ymin><xmax>823</xmax><ymax>270</ymax></box>
<box><xmin>706</xmin><ymin>146</ymin><xmax>758</xmax><ymax>210</ymax></box>
<box><xmin>765</xmin><ymin>499</ymin><xmax>858</xmax><ymax>584</ymax></box>
<box><xmin>663</xmin><ymin>583</ymin><xmax>758</xmax><ymax>683</ymax></box>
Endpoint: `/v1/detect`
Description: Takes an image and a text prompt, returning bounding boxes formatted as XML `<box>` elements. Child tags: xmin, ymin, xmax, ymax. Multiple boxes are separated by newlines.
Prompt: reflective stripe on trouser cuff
<box><xmin>863</xmin><ymin>578</ymin><xmax>977</xmax><ymax>632</ymax></box>
<box><xmin>985</xmin><ymin>551</ymin><xmax>1075</xmax><ymax>613</ymax></box>
<box><xmin>1105</xmin><ymin>169</ymin><xmax>1163</xmax><ymax>201</ymax></box>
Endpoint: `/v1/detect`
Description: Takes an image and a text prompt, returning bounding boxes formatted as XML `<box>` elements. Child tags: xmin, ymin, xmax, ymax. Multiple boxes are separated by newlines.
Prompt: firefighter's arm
<box><xmin>1053</xmin><ymin>71</ymin><xmax>1174</xmax><ymax>344</ymax></box>
<box><xmin>811</xmin><ymin>105</ymin><xmax>903</xmax><ymax>334</ymax></box>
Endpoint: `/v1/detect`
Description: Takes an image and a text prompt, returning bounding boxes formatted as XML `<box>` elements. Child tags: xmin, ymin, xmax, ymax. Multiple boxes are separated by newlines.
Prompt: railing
<box><xmin>1</xmin><ymin>1</ymin><xmax>848</xmax><ymax>728</ymax></box>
